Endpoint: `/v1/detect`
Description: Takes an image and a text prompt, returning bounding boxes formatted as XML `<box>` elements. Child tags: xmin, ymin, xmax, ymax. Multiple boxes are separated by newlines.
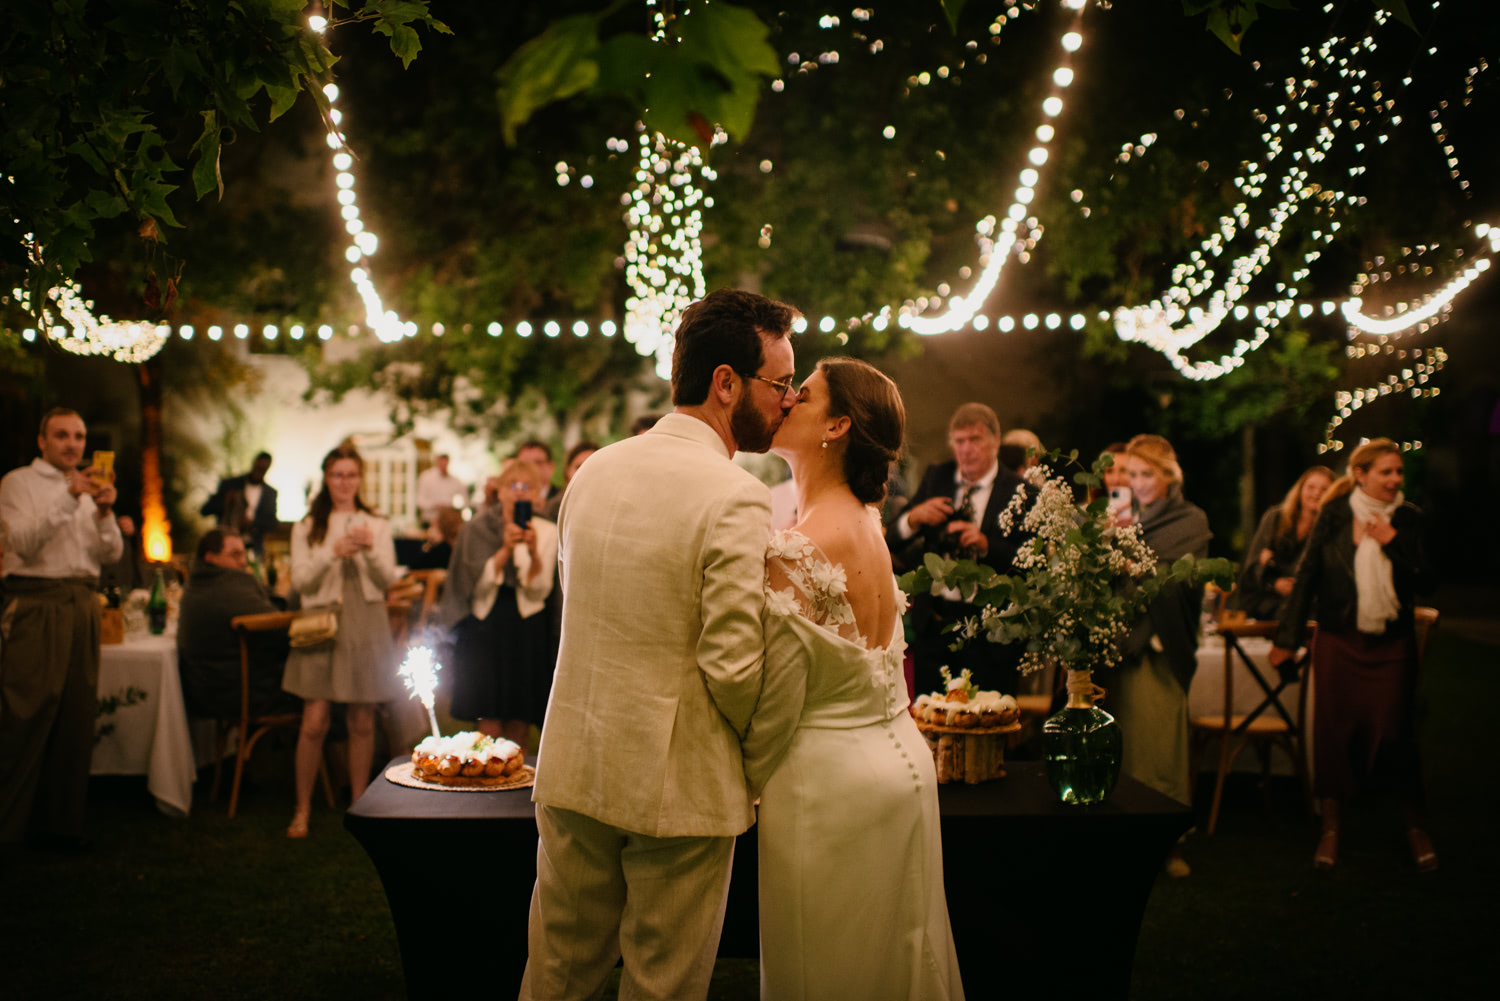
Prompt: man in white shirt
<box><xmin>0</xmin><ymin>408</ymin><xmax>123</xmax><ymax>850</ymax></box>
<box><xmin>415</xmin><ymin>453</ymin><xmax>466</xmax><ymax>525</ymax></box>
<box><xmin>522</xmin><ymin>288</ymin><xmax>799</xmax><ymax>1001</ymax></box>
<box><xmin>889</xmin><ymin>402</ymin><xmax>1033</xmax><ymax>697</ymax></box>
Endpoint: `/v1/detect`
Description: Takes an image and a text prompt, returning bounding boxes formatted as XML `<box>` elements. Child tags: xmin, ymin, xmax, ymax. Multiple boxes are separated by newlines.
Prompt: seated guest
<box><xmin>406</xmin><ymin>506</ymin><xmax>463</xmax><ymax>571</ymax></box>
<box><xmin>1233</xmin><ymin>465</ymin><xmax>1335</xmax><ymax>620</ymax></box>
<box><xmin>178</xmin><ymin>529</ymin><xmax>296</xmax><ymax>720</ymax></box>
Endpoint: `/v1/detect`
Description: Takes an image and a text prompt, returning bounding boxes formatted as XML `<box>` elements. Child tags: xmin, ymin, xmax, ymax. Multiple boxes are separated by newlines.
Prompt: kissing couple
<box><xmin>518</xmin><ymin>289</ymin><xmax>964</xmax><ymax>1001</ymax></box>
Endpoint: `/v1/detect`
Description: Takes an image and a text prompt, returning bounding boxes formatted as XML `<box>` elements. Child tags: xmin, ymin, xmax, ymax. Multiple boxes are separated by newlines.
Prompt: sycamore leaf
<box><xmin>495</xmin><ymin>14</ymin><xmax>602</xmax><ymax>145</ymax></box>
<box><xmin>267</xmin><ymin>83</ymin><xmax>299</xmax><ymax>122</ymax></box>
<box><xmin>191</xmin><ymin>111</ymin><xmax>223</xmax><ymax>200</ymax></box>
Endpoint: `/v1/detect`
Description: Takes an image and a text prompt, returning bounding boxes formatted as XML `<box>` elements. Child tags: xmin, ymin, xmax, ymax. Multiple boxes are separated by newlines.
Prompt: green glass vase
<box><xmin>1042</xmin><ymin>670</ymin><xmax>1122</xmax><ymax>805</ymax></box>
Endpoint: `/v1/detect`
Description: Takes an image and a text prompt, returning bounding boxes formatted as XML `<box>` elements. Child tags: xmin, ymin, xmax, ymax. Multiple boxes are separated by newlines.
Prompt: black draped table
<box><xmin>347</xmin><ymin>759</ymin><xmax>1190</xmax><ymax>1000</ymax></box>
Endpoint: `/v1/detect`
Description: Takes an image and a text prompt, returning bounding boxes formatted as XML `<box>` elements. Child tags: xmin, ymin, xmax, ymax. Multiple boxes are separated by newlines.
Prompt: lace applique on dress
<box><xmin>765</xmin><ymin>530</ymin><xmax>862</xmax><ymax>645</ymax></box>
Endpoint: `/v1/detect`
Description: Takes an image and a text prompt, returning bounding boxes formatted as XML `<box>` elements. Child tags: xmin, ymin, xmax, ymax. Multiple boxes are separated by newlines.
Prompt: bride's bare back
<box><xmin>795</xmin><ymin>497</ymin><xmax>898</xmax><ymax>650</ymax></box>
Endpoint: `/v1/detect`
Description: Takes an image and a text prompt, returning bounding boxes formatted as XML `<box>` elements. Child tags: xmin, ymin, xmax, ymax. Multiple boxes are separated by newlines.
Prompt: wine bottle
<box><xmin>147</xmin><ymin>569</ymin><xmax>168</xmax><ymax>635</ymax></box>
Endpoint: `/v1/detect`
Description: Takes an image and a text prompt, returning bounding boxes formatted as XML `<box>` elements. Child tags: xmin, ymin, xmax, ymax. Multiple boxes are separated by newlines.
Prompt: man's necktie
<box><xmin>951</xmin><ymin>483</ymin><xmax>978</xmax><ymax>559</ymax></box>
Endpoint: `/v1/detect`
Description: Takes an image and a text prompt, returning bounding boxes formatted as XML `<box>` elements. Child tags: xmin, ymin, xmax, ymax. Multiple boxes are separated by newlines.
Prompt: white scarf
<box><xmin>1347</xmin><ymin>486</ymin><xmax>1403</xmax><ymax>633</ymax></box>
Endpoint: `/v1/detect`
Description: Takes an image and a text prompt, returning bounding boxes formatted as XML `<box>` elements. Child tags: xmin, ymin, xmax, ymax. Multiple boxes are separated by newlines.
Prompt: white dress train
<box><xmin>755</xmin><ymin>529</ymin><xmax>965</xmax><ymax>1001</ymax></box>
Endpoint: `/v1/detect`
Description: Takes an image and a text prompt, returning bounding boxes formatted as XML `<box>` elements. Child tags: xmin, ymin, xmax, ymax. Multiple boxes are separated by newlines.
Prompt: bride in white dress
<box><xmin>748</xmin><ymin>358</ymin><xmax>965</xmax><ymax>1001</ymax></box>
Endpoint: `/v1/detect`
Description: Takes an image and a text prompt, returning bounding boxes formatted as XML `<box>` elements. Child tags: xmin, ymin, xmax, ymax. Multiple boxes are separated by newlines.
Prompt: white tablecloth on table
<box><xmin>1188</xmin><ymin>631</ymin><xmax>1314</xmax><ymax>775</ymax></box>
<box><xmin>94</xmin><ymin>632</ymin><xmax>196</xmax><ymax>816</ymax></box>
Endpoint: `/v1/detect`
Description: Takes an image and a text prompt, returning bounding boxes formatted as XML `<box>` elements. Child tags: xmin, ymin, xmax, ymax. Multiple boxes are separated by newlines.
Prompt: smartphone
<box><xmin>1108</xmin><ymin>486</ymin><xmax>1132</xmax><ymax>513</ymax></box>
<box><xmin>90</xmin><ymin>450</ymin><xmax>115</xmax><ymax>485</ymax></box>
<box><xmin>513</xmin><ymin>499</ymin><xmax>532</xmax><ymax>529</ymax></box>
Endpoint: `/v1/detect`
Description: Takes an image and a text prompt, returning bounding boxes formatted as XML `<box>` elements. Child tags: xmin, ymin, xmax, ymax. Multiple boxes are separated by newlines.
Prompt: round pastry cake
<box><xmin>410</xmin><ymin>732</ymin><xmax>525</xmax><ymax>786</ymax></box>
<box><xmin>912</xmin><ymin>673</ymin><xmax>1020</xmax><ymax>729</ymax></box>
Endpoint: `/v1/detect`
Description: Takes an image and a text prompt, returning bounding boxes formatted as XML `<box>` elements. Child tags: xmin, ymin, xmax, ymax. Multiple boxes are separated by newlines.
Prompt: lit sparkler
<box><xmin>398</xmin><ymin>645</ymin><xmax>443</xmax><ymax>740</ymax></box>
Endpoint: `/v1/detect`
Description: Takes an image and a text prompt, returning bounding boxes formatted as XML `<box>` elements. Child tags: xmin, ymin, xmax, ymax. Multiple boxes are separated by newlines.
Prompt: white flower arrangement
<box><xmin>899</xmin><ymin>451</ymin><xmax>1232</xmax><ymax>675</ymax></box>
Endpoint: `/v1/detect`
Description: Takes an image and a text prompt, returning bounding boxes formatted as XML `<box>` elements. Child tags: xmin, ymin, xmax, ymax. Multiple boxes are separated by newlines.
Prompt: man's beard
<box><xmin>729</xmin><ymin>392</ymin><xmax>778</xmax><ymax>453</ymax></box>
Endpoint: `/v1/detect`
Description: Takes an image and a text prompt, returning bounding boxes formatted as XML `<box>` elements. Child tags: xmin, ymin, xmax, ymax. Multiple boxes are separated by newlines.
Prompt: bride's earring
<box><xmin>820</xmin><ymin>436</ymin><xmax>828</xmax><ymax>449</ymax></box>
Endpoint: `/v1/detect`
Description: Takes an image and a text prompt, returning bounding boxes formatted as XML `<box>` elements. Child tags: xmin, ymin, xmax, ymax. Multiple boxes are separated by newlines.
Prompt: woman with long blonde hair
<box><xmin>1270</xmin><ymin>439</ymin><xmax>1436</xmax><ymax>871</ymax></box>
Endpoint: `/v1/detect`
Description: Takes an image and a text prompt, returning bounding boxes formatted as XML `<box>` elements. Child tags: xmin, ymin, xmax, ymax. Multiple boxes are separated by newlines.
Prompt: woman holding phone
<box><xmin>283</xmin><ymin>444</ymin><xmax>399</xmax><ymax>838</ymax></box>
<box><xmin>441</xmin><ymin>456</ymin><xmax>557</xmax><ymax>746</ymax></box>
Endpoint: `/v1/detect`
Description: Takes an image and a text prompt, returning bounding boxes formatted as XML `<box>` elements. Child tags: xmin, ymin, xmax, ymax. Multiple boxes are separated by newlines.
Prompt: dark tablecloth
<box><xmin>347</xmin><ymin>759</ymin><xmax>1190</xmax><ymax>1000</ymax></box>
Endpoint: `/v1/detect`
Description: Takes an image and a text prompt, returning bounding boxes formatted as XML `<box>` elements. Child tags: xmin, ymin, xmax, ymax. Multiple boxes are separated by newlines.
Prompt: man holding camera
<box><xmin>889</xmin><ymin>402</ymin><xmax>1033</xmax><ymax>698</ymax></box>
<box><xmin>0</xmin><ymin>408</ymin><xmax>123</xmax><ymax>850</ymax></box>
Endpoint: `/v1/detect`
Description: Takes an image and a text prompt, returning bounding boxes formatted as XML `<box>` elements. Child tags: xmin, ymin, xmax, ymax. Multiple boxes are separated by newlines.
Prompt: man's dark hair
<box><xmin>671</xmin><ymin>289</ymin><xmax>799</xmax><ymax>406</ymax></box>
<box><xmin>253</xmin><ymin>451</ymin><xmax>272</xmax><ymax>463</ymax></box>
<box><xmin>517</xmin><ymin>438</ymin><xmax>553</xmax><ymax>462</ymax></box>
<box><xmin>196</xmin><ymin>528</ymin><xmax>234</xmax><ymax>561</ymax></box>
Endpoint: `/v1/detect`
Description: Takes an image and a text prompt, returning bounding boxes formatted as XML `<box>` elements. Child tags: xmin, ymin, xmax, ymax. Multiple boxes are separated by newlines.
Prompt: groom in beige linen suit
<box><xmin>521</xmin><ymin>289</ymin><xmax>801</xmax><ymax>1001</ymax></box>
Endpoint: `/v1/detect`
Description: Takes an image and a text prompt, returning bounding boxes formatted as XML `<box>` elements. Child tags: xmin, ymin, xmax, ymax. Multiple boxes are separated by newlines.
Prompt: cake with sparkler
<box><xmin>410</xmin><ymin>732</ymin><xmax>526</xmax><ymax>786</ymax></box>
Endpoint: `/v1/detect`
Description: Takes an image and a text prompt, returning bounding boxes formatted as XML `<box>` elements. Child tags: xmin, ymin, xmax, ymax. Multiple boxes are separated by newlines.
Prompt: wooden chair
<box><xmin>1188</xmin><ymin>617</ymin><xmax>1315</xmax><ymax>835</ymax></box>
<box><xmin>404</xmin><ymin>568</ymin><xmax>447</xmax><ymax>630</ymax></box>
<box><xmin>386</xmin><ymin>598</ymin><xmax>414</xmax><ymax>647</ymax></box>
<box><xmin>216</xmin><ymin>611</ymin><xmax>335</xmax><ymax>818</ymax></box>
<box><xmin>1413</xmin><ymin>606</ymin><xmax>1440</xmax><ymax>663</ymax></box>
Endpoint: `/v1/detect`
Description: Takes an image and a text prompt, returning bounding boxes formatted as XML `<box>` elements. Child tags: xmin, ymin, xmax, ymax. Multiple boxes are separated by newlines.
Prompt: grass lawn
<box><xmin>2</xmin><ymin>629</ymin><xmax>1493</xmax><ymax>1000</ymax></box>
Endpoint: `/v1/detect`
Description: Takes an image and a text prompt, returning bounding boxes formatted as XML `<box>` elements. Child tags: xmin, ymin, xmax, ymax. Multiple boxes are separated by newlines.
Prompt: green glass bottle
<box><xmin>1042</xmin><ymin>670</ymin><xmax>1122</xmax><ymax>805</ymax></box>
<box><xmin>146</xmin><ymin>569</ymin><xmax>168</xmax><ymax>635</ymax></box>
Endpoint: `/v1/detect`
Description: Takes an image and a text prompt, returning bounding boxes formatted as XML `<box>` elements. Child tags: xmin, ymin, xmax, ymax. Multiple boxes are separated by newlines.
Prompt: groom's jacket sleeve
<box><xmin>695</xmin><ymin>479</ymin><xmax>772</xmax><ymax>740</ymax></box>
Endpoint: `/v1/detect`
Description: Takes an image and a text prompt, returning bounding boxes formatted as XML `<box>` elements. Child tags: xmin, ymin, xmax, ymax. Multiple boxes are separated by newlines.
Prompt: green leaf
<box><xmin>495</xmin><ymin>14</ymin><xmax>603</xmax><ymax>145</ymax></box>
<box><xmin>266</xmin><ymin>84</ymin><xmax>299</xmax><ymax>123</ymax></box>
<box><xmin>191</xmin><ymin>111</ymin><xmax>223</xmax><ymax>201</ymax></box>
<box><xmin>940</xmin><ymin>0</ymin><xmax>967</xmax><ymax>34</ymax></box>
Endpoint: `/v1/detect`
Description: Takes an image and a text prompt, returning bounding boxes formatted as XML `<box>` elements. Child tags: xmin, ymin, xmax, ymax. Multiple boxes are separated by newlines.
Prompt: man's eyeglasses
<box><xmin>742</xmin><ymin>373</ymin><xmax>796</xmax><ymax>398</ymax></box>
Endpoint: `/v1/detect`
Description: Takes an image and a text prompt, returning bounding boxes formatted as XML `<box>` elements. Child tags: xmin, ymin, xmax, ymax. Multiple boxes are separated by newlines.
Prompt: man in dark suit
<box><xmin>200</xmin><ymin>452</ymin><xmax>278</xmax><ymax>557</ymax></box>
<box><xmin>890</xmin><ymin>403</ymin><xmax>1033</xmax><ymax>698</ymax></box>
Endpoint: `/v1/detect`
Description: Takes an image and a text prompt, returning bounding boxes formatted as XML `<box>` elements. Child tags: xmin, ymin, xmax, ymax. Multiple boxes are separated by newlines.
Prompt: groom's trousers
<box><xmin>520</xmin><ymin>803</ymin><xmax>735</xmax><ymax>1001</ymax></box>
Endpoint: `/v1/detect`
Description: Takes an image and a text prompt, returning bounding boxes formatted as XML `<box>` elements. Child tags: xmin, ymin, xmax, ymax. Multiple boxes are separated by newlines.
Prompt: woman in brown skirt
<box><xmin>1270</xmin><ymin>438</ymin><xmax>1436</xmax><ymax>871</ymax></box>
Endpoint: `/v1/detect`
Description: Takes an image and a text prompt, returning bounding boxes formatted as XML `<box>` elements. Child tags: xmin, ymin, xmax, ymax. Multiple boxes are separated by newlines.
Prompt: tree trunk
<box><xmin>1240</xmin><ymin>422</ymin><xmax>1257</xmax><ymax>552</ymax></box>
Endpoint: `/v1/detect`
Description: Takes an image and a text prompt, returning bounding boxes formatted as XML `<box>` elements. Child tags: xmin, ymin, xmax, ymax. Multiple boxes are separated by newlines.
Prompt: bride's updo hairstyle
<box><xmin>819</xmin><ymin>357</ymin><xmax>905</xmax><ymax>505</ymax></box>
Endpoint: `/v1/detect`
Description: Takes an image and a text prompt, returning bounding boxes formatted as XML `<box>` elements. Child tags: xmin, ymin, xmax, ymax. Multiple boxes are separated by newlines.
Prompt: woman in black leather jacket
<box><xmin>1270</xmin><ymin>438</ymin><xmax>1435</xmax><ymax>872</ymax></box>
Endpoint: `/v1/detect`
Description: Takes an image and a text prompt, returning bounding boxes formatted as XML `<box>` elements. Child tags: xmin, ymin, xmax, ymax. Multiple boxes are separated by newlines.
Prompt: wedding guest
<box><xmin>1232</xmin><ymin>465</ymin><xmax>1335</xmax><ymax>620</ymax></box>
<box><xmin>406</xmin><ymin>506</ymin><xmax>462</xmax><ymax>571</ymax></box>
<box><xmin>1000</xmin><ymin>427</ymin><xmax>1044</xmax><ymax>472</ymax></box>
<box><xmin>1270</xmin><ymin>438</ymin><xmax>1436</xmax><ymax>872</ymax></box>
<box><xmin>542</xmin><ymin>441</ymin><xmax>600</xmax><ymax>522</ymax></box>
<box><xmin>101</xmin><ymin>513</ymin><xmax>152</xmax><ymax>592</ymax></box>
<box><xmin>630</xmin><ymin>413</ymin><xmax>662</xmax><ymax>435</ymax></box>
<box><xmin>281</xmin><ymin>445</ymin><xmax>400</xmax><ymax>838</ymax></box>
<box><xmin>517</xmin><ymin>439</ymin><xmax>558</xmax><ymax>501</ymax></box>
<box><xmin>1116</xmin><ymin>434</ymin><xmax>1211</xmax><ymax>876</ymax></box>
<box><xmin>201</xmin><ymin>452</ymin><xmax>278</xmax><ymax>557</ymax></box>
<box><xmin>178</xmin><ymin>529</ymin><xmax>296</xmax><ymax>719</ymax></box>
<box><xmin>437</xmin><ymin>457</ymin><xmax>556</xmax><ymax>746</ymax></box>
<box><xmin>0</xmin><ymin>408</ymin><xmax>121</xmax><ymax>851</ymax></box>
<box><xmin>415</xmin><ymin>453</ymin><xmax>466</xmax><ymax>526</ymax></box>
<box><xmin>890</xmin><ymin>402</ymin><xmax>1032</xmax><ymax>697</ymax></box>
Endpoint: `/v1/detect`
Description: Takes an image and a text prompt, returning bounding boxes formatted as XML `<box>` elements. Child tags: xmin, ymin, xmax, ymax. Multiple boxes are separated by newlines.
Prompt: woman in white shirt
<box><xmin>283</xmin><ymin>445</ymin><xmax>400</xmax><ymax>838</ymax></box>
<box><xmin>441</xmin><ymin>456</ymin><xmax>557</xmax><ymax>747</ymax></box>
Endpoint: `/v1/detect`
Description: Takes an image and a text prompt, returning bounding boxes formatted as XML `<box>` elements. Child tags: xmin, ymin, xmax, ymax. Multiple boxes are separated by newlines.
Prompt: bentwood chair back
<box><xmin>217</xmin><ymin>611</ymin><xmax>335</xmax><ymax>818</ymax></box>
